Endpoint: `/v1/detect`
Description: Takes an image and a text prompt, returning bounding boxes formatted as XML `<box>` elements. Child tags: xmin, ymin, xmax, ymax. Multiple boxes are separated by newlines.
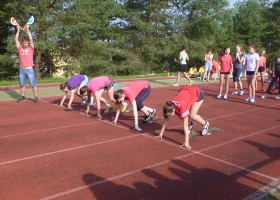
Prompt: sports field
<box><xmin>0</xmin><ymin>77</ymin><xmax>280</xmax><ymax>200</ymax></box>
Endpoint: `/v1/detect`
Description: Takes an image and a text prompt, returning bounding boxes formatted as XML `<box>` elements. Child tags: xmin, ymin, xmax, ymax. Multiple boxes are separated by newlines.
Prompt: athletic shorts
<box><xmin>104</xmin><ymin>77</ymin><xmax>115</xmax><ymax>91</ymax></box>
<box><xmin>258</xmin><ymin>67</ymin><xmax>265</xmax><ymax>72</ymax></box>
<box><xmin>196</xmin><ymin>87</ymin><xmax>204</xmax><ymax>102</ymax></box>
<box><xmin>81</xmin><ymin>75</ymin><xmax>89</xmax><ymax>85</ymax></box>
<box><xmin>246</xmin><ymin>71</ymin><xmax>255</xmax><ymax>75</ymax></box>
<box><xmin>19</xmin><ymin>67</ymin><xmax>36</xmax><ymax>87</ymax></box>
<box><xmin>220</xmin><ymin>72</ymin><xmax>230</xmax><ymax>75</ymax></box>
<box><xmin>178</xmin><ymin>64</ymin><xmax>187</xmax><ymax>73</ymax></box>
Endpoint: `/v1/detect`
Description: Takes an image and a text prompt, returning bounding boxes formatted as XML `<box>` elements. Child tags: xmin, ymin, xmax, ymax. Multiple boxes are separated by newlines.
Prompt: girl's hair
<box><xmin>163</xmin><ymin>101</ymin><xmax>175</xmax><ymax>118</ymax></box>
<box><xmin>236</xmin><ymin>44</ymin><xmax>243</xmax><ymax>52</ymax></box>
<box><xmin>248</xmin><ymin>44</ymin><xmax>256</xmax><ymax>50</ymax></box>
<box><xmin>182</xmin><ymin>45</ymin><xmax>186</xmax><ymax>51</ymax></box>
<box><xmin>113</xmin><ymin>89</ymin><xmax>124</xmax><ymax>110</ymax></box>
<box><xmin>60</xmin><ymin>83</ymin><xmax>68</xmax><ymax>90</ymax></box>
<box><xmin>207</xmin><ymin>48</ymin><xmax>212</xmax><ymax>53</ymax></box>
<box><xmin>259</xmin><ymin>49</ymin><xmax>265</xmax><ymax>54</ymax></box>
<box><xmin>80</xmin><ymin>85</ymin><xmax>91</xmax><ymax>103</ymax></box>
<box><xmin>219</xmin><ymin>47</ymin><xmax>229</xmax><ymax>56</ymax></box>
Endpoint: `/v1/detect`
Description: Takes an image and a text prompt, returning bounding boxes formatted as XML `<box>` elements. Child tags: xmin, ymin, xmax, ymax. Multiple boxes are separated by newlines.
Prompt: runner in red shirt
<box><xmin>113</xmin><ymin>80</ymin><xmax>156</xmax><ymax>131</ymax></box>
<box><xmin>155</xmin><ymin>85</ymin><xmax>209</xmax><ymax>149</ymax></box>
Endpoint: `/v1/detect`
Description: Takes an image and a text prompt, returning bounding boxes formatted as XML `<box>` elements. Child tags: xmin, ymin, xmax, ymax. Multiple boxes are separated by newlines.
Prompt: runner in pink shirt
<box><xmin>80</xmin><ymin>76</ymin><xmax>127</xmax><ymax>120</ymax></box>
<box><xmin>113</xmin><ymin>80</ymin><xmax>156</xmax><ymax>131</ymax></box>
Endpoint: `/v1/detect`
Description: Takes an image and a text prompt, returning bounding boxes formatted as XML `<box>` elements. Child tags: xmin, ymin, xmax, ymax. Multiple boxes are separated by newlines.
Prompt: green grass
<box><xmin>0</xmin><ymin>72</ymin><xmax>174</xmax><ymax>86</ymax></box>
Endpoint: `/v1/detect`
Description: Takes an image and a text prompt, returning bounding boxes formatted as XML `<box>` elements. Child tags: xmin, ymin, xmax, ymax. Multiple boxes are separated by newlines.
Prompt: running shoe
<box><xmin>189</xmin><ymin>80</ymin><xmax>193</xmax><ymax>85</ymax></box>
<box><xmin>188</xmin><ymin>121</ymin><xmax>193</xmax><ymax>130</ymax></box>
<box><xmin>261</xmin><ymin>94</ymin><xmax>267</xmax><ymax>99</ymax></box>
<box><xmin>239</xmin><ymin>91</ymin><xmax>244</xmax><ymax>95</ymax></box>
<box><xmin>223</xmin><ymin>95</ymin><xmax>227</xmax><ymax>99</ymax></box>
<box><xmin>245</xmin><ymin>97</ymin><xmax>252</xmax><ymax>101</ymax></box>
<box><xmin>173</xmin><ymin>83</ymin><xmax>179</xmax><ymax>86</ymax></box>
<box><xmin>217</xmin><ymin>95</ymin><xmax>222</xmax><ymax>99</ymax></box>
<box><xmin>34</xmin><ymin>97</ymin><xmax>39</xmax><ymax>103</ymax></box>
<box><xmin>17</xmin><ymin>96</ymin><xmax>25</xmax><ymax>103</ymax></box>
<box><xmin>121</xmin><ymin>102</ymin><xmax>128</xmax><ymax>112</ymax></box>
<box><xmin>104</xmin><ymin>106</ymin><xmax>112</xmax><ymax>113</ymax></box>
<box><xmin>150</xmin><ymin>108</ymin><xmax>156</xmax><ymax>117</ymax></box>
<box><xmin>144</xmin><ymin>113</ymin><xmax>152</xmax><ymax>122</ymax></box>
<box><xmin>249</xmin><ymin>98</ymin><xmax>255</xmax><ymax>103</ymax></box>
<box><xmin>232</xmin><ymin>91</ymin><xmax>238</xmax><ymax>95</ymax></box>
<box><xmin>202</xmin><ymin>121</ymin><xmax>209</xmax><ymax>136</ymax></box>
<box><xmin>275</xmin><ymin>95</ymin><xmax>280</xmax><ymax>100</ymax></box>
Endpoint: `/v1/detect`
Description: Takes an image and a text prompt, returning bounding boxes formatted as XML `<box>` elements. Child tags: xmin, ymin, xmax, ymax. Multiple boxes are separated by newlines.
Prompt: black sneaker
<box><xmin>188</xmin><ymin>121</ymin><xmax>193</xmax><ymax>130</ymax></box>
<box><xmin>150</xmin><ymin>108</ymin><xmax>156</xmax><ymax>117</ymax></box>
<box><xmin>17</xmin><ymin>96</ymin><xmax>25</xmax><ymax>103</ymax></box>
<box><xmin>144</xmin><ymin>113</ymin><xmax>151</xmax><ymax>122</ymax></box>
<box><xmin>34</xmin><ymin>97</ymin><xmax>39</xmax><ymax>103</ymax></box>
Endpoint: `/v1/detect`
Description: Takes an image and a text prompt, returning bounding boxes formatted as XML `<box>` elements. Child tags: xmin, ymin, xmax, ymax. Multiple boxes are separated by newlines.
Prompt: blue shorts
<box><xmin>204</xmin><ymin>61</ymin><xmax>212</xmax><ymax>71</ymax></box>
<box><xmin>19</xmin><ymin>67</ymin><xmax>36</xmax><ymax>87</ymax></box>
<box><xmin>81</xmin><ymin>75</ymin><xmax>89</xmax><ymax>85</ymax></box>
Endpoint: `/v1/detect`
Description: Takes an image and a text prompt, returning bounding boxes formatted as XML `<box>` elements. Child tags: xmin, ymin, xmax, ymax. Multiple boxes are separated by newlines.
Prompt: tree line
<box><xmin>0</xmin><ymin>0</ymin><xmax>279</xmax><ymax>79</ymax></box>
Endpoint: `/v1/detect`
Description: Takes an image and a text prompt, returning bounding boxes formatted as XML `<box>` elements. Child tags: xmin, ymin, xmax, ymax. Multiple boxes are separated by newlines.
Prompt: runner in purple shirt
<box><xmin>60</xmin><ymin>74</ymin><xmax>93</xmax><ymax>109</ymax></box>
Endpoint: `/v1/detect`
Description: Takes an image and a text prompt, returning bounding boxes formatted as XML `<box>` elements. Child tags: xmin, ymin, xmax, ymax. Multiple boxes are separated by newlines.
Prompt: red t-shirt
<box><xmin>219</xmin><ymin>55</ymin><xmax>232</xmax><ymax>73</ymax></box>
<box><xmin>212</xmin><ymin>61</ymin><xmax>218</xmax><ymax>73</ymax></box>
<box><xmin>259</xmin><ymin>56</ymin><xmax>266</xmax><ymax>67</ymax></box>
<box><xmin>122</xmin><ymin>81</ymin><xmax>149</xmax><ymax>103</ymax></box>
<box><xmin>172</xmin><ymin>86</ymin><xmax>200</xmax><ymax>119</ymax></box>
<box><xmin>18</xmin><ymin>46</ymin><xmax>34</xmax><ymax>68</ymax></box>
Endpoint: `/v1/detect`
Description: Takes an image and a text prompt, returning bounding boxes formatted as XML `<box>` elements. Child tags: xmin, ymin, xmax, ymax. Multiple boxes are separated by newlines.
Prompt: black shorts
<box><xmin>258</xmin><ymin>67</ymin><xmax>265</xmax><ymax>72</ymax></box>
<box><xmin>196</xmin><ymin>87</ymin><xmax>204</xmax><ymax>102</ymax></box>
<box><xmin>104</xmin><ymin>77</ymin><xmax>115</xmax><ymax>90</ymax></box>
<box><xmin>220</xmin><ymin>72</ymin><xmax>230</xmax><ymax>75</ymax></box>
<box><xmin>178</xmin><ymin>64</ymin><xmax>187</xmax><ymax>73</ymax></box>
<box><xmin>246</xmin><ymin>71</ymin><xmax>255</xmax><ymax>75</ymax></box>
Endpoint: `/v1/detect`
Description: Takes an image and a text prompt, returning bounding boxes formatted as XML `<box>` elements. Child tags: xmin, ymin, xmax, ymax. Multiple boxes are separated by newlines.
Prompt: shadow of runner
<box><xmin>83</xmin><ymin>173</ymin><xmax>142</xmax><ymax>200</ymax></box>
<box><xmin>1</xmin><ymin>90</ymin><xmax>20</xmax><ymax>100</ymax></box>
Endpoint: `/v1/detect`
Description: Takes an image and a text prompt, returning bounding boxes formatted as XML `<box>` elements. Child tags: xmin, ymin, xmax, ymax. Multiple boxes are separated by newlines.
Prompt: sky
<box><xmin>229</xmin><ymin>0</ymin><xmax>237</xmax><ymax>7</ymax></box>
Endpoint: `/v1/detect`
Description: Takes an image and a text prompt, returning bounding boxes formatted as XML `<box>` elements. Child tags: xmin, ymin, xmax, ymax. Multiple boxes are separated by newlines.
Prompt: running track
<box><xmin>0</xmin><ymin>80</ymin><xmax>280</xmax><ymax>199</ymax></box>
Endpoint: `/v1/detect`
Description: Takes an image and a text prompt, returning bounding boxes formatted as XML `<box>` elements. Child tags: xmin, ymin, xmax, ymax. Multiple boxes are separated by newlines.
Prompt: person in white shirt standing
<box><xmin>244</xmin><ymin>44</ymin><xmax>259</xmax><ymax>103</ymax></box>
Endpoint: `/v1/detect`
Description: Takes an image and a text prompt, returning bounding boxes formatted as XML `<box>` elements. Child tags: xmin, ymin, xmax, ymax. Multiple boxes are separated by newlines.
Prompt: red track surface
<box><xmin>1</xmin><ymin>81</ymin><xmax>280</xmax><ymax>200</ymax></box>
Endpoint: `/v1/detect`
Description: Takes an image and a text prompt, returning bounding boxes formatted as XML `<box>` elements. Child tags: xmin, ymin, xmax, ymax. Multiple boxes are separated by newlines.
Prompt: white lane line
<box><xmin>40</xmin><ymin>125</ymin><xmax>280</xmax><ymax>199</ymax></box>
<box><xmin>0</xmin><ymin>134</ymin><xmax>139</xmax><ymax>166</ymax></box>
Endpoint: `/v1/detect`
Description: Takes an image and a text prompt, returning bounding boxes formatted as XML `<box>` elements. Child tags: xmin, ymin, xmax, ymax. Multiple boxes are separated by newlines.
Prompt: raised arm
<box><xmin>15</xmin><ymin>26</ymin><xmax>21</xmax><ymax>49</ymax></box>
<box><xmin>26</xmin><ymin>25</ymin><xmax>34</xmax><ymax>48</ymax></box>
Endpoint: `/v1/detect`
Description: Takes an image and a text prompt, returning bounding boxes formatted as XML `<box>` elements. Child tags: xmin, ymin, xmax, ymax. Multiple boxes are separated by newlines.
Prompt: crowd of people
<box><xmin>14</xmin><ymin>27</ymin><xmax>280</xmax><ymax>149</ymax></box>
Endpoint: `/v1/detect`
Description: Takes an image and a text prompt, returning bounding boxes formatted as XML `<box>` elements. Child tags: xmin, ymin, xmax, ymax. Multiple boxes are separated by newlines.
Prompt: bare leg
<box><xmin>20</xmin><ymin>86</ymin><xmax>26</xmax><ymax>96</ymax></box>
<box><xmin>174</xmin><ymin>72</ymin><xmax>181</xmax><ymax>85</ymax></box>
<box><xmin>32</xmin><ymin>86</ymin><xmax>38</xmax><ymax>97</ymax></box>
<box><xmin>189</xmin><ymin>100</ymin><xmax>205</xmax><ymax>125</ymax></box>
<box><xmin>225</xmin><ymin>74</ymin><xmax>230</xmax><ymax>96</ymax></box>
<box><xmin>141</xmin><ymin>106</ymin><xmax>153</xmax><ymax>115</ymax></box>
<box><xmin>260</xmin><ymin>72</ymin><xmax>265</xmax><ymax>89</ymax></box>
<box><xmin>219</xmin><ymin>74</ymin><xmax>225</xmax><ymax>95</ymax></box>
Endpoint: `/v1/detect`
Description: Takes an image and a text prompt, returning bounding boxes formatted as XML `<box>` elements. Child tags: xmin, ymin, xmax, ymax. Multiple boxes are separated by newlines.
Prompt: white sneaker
<box><xmin>261</xmin><ymin>94</ymin><xmax>267</xmax><ymax>99</ymax></box>
<box><xmin>189</xmin><ymin>80</ymin><xmax>193</xmax><ymax>85</ymax></box>
<box><xmin>217</xmin><ymin>95</ymin><xmax>222</xmax><ymax>99</ymax></box>
<box><xmin>239</xmin><ymin>91</ymin><xmax>244</xmax><ymax>95</ymax></box>
<box><xmin>275</xmin><ymin>95</ymin><xmax>280</xmax><ymax>100</ymax></box>
<box><xmin>202</xmin><ymin>121</ymin><xmax>210</xmax><ymax>136</ymax></box>
<box><xmin>245</xmin><ymin>97</ymin><xmax>252</xmax><ymax>101</ymax></box>
<box><xmin>223</xmin><ymin>95</ymin><xmax>227</xmax><ymax>99</ymax></box>
<box><xmin>173</xmin><ymin>83</ymin><xmax>179</xmax><ymax>86</ymax></box>
<box><xmin>232</xmin><ymin>91</ymin><xmax>238</xmax><ymax>95</ymax></box>
<box><xmin>249</xmin><ymin>98</ymin><xmax>255</xmax><ymax>103</ymax></box>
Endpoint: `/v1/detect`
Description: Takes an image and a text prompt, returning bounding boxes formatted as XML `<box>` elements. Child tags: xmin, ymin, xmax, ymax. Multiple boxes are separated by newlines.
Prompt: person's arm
<box><xmin>113</xmin><ymin>107</ymin><xmax>121</xmax><ymax>124</ymax></box>
<box><xmin>26</xmin><ymin>25</ymin><xmax>34</xmax><ymax>48</ymax></box>
<box><xmin>155</xmin><ymin>117</ymin><xmax>170</xmax><ymax>140</ymax></box>
<box><xmin>204</xmin><ymin>54</ymin><xmax>207</xmax><ymax>62</ymax></box>
<box><xmin>210</xmin><ymin>53</ymin><xmax>213</xmax><ymax>61</ymax></box>
<box><xmin>60</xmin><ymin>91</ymin><xmax>68</xmax><ymax>107</ymax></box>
<box><xmin>131</xmin><ymin>100</ymin><xmax>142</xmax><ymax>131</ymax></box>
<box><xmin>182</xmin><ymin>117</ymin><xmax>191</xmax><ymax>149</ymax></box>
<box><xmin>15</xmin><ymin>25</ymin><xmax>20</xmax><ymax>49</ymax></box>
<box><xmin>254</xmin><ymin>57</ymin><xmax>259</xmax><ymax>77</ymax></box>
<box><xmin>186</xmin><ymin>53</ymin><xmax>189</xmax><ymax>61</ymax></box>
<box><xmin>67</xmin><ymin>89</ymin><xmax>76</xmax><ymax>109</ymax></box>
